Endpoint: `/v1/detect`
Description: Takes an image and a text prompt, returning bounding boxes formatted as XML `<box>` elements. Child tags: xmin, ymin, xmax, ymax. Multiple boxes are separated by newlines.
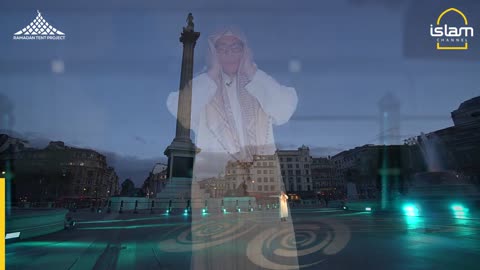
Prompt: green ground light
<box><xmin>451</xmin><ymin>204</ymin><xmax>469</xmax><ymax>219</ymax></box>
<box><xmin>403</xmin><ymin>204</ymin><xmax>420</xmax><ymax>217</ymax></box>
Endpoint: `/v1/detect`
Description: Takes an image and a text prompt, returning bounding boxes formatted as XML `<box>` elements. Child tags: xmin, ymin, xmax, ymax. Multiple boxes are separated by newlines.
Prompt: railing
<box><xmin>10</xmin><ymin>198</ymin><xmax>347</xmax><ymax>215</ymax></box>
<box><xmin>65</xmin><ymin>199</ymin><xmax>283</xmax><ymax>215</ymax></box>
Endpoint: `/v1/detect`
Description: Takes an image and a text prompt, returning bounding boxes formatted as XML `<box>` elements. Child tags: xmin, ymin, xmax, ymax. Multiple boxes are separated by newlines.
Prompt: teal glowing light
<box><xmin>222</xmin><ymin>208</ymin><xmax>227</xmax><ymax>213</ymax></box>
<box><xmin>403</xmin><ymin>204</ymin><xmax>420</xmax><ymax>216</ymax></box>
<box><xmin>237</xmin><ymin>208</ymin><xmax>241</xmax><ymax>212</ymax></box>
<box><xmin>166</xmin><ymin>209</ymin><xmax>170</xmax><ymax>214</ymax></box>
<box><xmin>451</xmin><ymin>204</ymin><xmax>469</xmax><ymax>219</ymax></box>
<box><xmin>342</xmin><ymin>206</ymin><xmax>347</xmax><ymax>210</ymax></box>
<box><xmin>365</xmin><ymin>207</ymin><xmax>372</xmax><ymax>211</ymax></box>
<box><xmin>183</xmin><ymin>209</ymin><xmax>188</xmax><ymax>216</ymax></box>
<box><xmin>451</xmin><ymin>204</ymin><xmax>469</xmax><ymax>212</ymax></box>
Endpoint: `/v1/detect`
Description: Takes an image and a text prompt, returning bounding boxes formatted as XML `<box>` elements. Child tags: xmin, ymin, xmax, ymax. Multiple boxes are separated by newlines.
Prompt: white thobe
<box><xmin>166</xmin><ymin>69</ymin><xmax>298</xmax><ymax>178</ymax></box>
<box><xmin>280</xmin><ymin>193</ymin><xmax>289</xmax><ymax>218</ymax></box>
<box><xmin>221</xmin><ymin>71</ymin><xmax>246</xmax><ymax>148</ymax></box>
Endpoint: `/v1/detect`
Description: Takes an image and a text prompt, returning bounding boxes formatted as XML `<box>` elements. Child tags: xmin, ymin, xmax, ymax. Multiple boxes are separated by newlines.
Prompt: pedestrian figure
<box><xmin>280</xmin><ymin>191</ymin><xmax>289</xmax><ymax>221</ymax></box>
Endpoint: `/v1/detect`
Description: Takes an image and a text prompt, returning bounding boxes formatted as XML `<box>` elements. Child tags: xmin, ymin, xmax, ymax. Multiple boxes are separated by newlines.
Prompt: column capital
<box><xmin>180</xmin><ymin>30</ymin><xmax>200</xmax><ymax>44</ymax></box>
<box><xmin>180</xmin><ymin>13</ymin><xmax>200</xmax><ymax>44</ymax></box>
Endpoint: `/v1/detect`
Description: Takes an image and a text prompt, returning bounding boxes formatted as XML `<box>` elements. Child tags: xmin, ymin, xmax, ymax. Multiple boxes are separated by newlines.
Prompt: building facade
<box><xmin>422</xmin><ymin>96</ymin><xmax>480</xmax><ymax>185</ymax></box>
<box><xmin>0</xmin><ymin>136</ymin><xmax>119</xmax><ymax>202</ymax></box>
<box><xmin>142</xmin><ymin>163</ymin><xmax>168</xmax><ymax>198</ymax></box>
<box><xmin>250</xmin><ymin>154</ymin><xmax>281</xmax><ymax>195</ymax></box>
<box><xmin>276</xmin><ymin>145</ymin><xmax>313</xmax><ymax>192</ymax></box>
<box><xmin>197</xmin><ymin>176</ymin><xmax>225</xmax><ymax>198</ymax></box>
<box><xmin>311</xmin><ymin>157</ymin><xmax>340</xmax><ymax>190</ymax></box>
<box><xmin>332</xmin><ymin>144</ymin><xmax>413</xmax><ymax>199</ymax></box>
<box><xmin>225</xmin><ymin>160</ymin><xmax>252</xmax><ymax>193</ymax></box>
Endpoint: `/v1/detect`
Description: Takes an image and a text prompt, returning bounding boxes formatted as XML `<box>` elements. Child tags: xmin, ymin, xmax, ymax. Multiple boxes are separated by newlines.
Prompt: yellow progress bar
<box><xmin>0</xmin><ymin>177</ymin><xmax>4</xmax><ymax>270</ymax></box>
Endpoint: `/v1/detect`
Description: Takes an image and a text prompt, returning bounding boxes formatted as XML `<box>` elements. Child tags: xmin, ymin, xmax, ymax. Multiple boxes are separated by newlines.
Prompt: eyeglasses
<box><xmin>215</xmin><ymin>43</ymin><xmax>244</xmax><ymax>54</ymax></box>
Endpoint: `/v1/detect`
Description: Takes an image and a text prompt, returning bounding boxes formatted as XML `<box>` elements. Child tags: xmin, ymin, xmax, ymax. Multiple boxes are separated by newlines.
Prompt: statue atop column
<box><xmin>184</xmin><ymin>13</ymin><xmax>194</xmax><ymax>32</ymax></box>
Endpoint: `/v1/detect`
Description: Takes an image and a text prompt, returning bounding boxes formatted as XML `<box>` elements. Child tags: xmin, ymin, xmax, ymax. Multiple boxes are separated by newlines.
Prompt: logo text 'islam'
<box><xmin>429</xmin><ymin>8</ymin><xmax>474</xmax><ymax>50</ymax></box>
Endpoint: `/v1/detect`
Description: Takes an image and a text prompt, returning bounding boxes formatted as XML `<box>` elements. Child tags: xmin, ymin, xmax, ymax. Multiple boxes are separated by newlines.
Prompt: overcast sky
<box><xmin>1</xmin><ymin>0</ymin><xmax>479</xmax><ymax>184</ymax></box>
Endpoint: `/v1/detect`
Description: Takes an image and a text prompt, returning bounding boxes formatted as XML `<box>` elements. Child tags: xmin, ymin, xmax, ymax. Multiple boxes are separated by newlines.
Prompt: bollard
<box><xmin>97</xmin><ymin>200</ymin><xmax>102</xmax><ymax>213</ymax></box>
<box><xmin>150</xmin><ymin>200</ymin><xmax>155</xmax><ymax>214</ymax></box>
<box><xmin>90</xmin><ymin>201</ymin><xmax>95</xmax><ymax>212</ymax></box>
<box><xmin>167</xmin><ymin>200</ymin><xmax>172</xmax><ymax>214</ymax></box>
<box><xmin>134</xmin><ymin>200</ymin><xmax>139</xmax><ymax>214</ymax></box>
<box><xmin>119</xmin><ymin>200</ymin><xmax>124</xmax><ymax>214</ymax></box>
<box><xmin>184</xmin><ymin>200</ymin><xmax>191</xmax><ymax>215</ymax></box>
<box><xmin>221</xmin><ymin>199</ymin><xmax>226</xmax><ymax>213</ymax></box>
<box><xmin>236</xmin><ymin>200</ymin><xmax>240</xmax><ymax>212</ymax></box>
<box><xmin>248</xmin><ymin>200</ymin><xmax>253</xmax><ymax>212</ymax></box>
<box><xmin>202</xmin><ymin>200</ymin><xmax>208</xmax><ymax>214</ymax></box>
<box><xmin>107</xmin><ymin>200</ymin><xmax>112</xmax><ymax>213</ymax></box>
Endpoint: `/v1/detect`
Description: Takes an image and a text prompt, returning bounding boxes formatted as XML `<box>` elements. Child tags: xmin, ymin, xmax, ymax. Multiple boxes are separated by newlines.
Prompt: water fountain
<box><xmin>407</xmin><ymin>132</ymin><xmax>479</xmax><ymax>209</ymax></box>
<box><xmin>413</xmin><ymin>132</ymin><xmax>456</xmax><ymax>186</ymax></box>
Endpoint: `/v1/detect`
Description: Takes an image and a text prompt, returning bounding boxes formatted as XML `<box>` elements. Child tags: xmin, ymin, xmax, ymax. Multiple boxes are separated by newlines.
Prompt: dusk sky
<box><xmin>1</xmin><ymin>0</ymin><xmax>479</xmax><ymax>184</ymax></box>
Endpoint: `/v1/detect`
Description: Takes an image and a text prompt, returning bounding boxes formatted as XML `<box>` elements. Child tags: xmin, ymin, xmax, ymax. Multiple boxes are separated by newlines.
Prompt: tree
<box><xmin>120</xmin><ymin>179</ymin><xmax>135</xmax><ymax>196</ymax></box>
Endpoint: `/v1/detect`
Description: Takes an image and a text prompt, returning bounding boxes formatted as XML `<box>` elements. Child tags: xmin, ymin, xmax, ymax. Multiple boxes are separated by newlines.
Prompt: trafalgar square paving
<box><xmin>5</xmin><ymin>206</ymin><xmax>480</xmax><ymax>270</ymax></box>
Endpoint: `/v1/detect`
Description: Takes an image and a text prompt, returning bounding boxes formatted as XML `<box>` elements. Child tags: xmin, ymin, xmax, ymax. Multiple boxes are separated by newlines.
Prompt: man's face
<box><xmin>215</xmin><ymin>35</ymin><xmax>244</xmax><ymax>76</ymax></box>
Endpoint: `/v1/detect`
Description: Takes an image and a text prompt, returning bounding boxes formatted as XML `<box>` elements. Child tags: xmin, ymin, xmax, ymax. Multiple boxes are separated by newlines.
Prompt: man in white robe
<box><xmin>280</xmin><ymin>191</ymin><xmax>289</xmax><ymax>221</ymax></box>
<box><xmin>166</xmin><ymin>27</ymin><xmax>299</xmax><ymax>270</ymax></box>
<box><xmin>167</xmin><ymin>30</ymin><xmax>297</xmax><ymax>179</ymax></box>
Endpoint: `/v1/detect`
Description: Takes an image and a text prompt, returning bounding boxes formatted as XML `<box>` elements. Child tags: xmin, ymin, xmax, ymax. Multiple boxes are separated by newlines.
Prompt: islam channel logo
<box><xmin>429</xmin><ymin>7</ymin><xmax>474</xmax><ymax>50</ymax></box>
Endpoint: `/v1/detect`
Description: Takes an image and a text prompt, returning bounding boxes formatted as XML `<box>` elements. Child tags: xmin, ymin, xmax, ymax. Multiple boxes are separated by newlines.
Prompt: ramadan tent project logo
<box><xmin>13</xmin><ymin>10</ymin><xmax>65</xmax><ymax>40</ymax></box>
<box><xmin>429</xmin><ymin>8</ymin><xmax>474</xmax><ymax>50</ymax></box>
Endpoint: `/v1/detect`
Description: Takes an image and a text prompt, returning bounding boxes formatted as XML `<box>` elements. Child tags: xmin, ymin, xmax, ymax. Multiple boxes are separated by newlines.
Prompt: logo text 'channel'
<box><xmin>430</xmin><ymin>8</ymin><xmax>474</xmax><ymax>50</ymax></box>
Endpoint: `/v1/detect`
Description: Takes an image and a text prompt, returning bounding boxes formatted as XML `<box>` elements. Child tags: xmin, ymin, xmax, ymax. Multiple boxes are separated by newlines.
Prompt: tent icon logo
<box><xmin>13</xmin><ymin>10</ymin><xmax>66</xmax><ymax>40</ymax></box>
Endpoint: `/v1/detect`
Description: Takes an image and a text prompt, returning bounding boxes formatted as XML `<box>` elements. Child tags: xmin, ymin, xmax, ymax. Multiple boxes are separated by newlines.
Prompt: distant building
<box><xmin>105</xmin><ymin>167</ymin><xmax>120</xmax><ymax>197</ymax></box>
<box><xmin>423</xmin><ymin>96</ymin><xmax>480</xmax><ymax>184</ymax></box>
<box><xmin>218</xmin><ymin>154</ymin><xmax>282</xmax><ymax>197</ymax></box>
<box><xmin>311</xmin><ymin>157</ymin><xmax>341</xmax><ymax>190</ymax></box>
<box><xmin>451</xmin><ymin>96</ymin><xmax>480</xmax><ymax>126</ymax></box>
<box><xmin>0</xmin><ymin>136</ymin><xmax>119</xmax><ymax>202</ymax></box>
<box><xmin>0</xmin><ymin>134</ymin><xmax>28</xmax><ymax>153</ymax></box>
<box><xmin>225</xmin><ymin>159</ymin><xmax>252</xmax><ymax>194</ymax></box>
<box><xmin>276</xmin><ymin>145</ymin><xmax>313</xmax><ymax>193</ymax></box>
<box><xmin>332</xmin><ymin>144</ymin><xmax>413</xmax><ymax>199</ymax></box>
<box><xmin>142</xmin><ymin>163</ymin><xmax>168</xmax><ymax>198</ymax></box>
<box><xmin>197</xmin><ymin>176</ymin><xmax>225</xmax><ymax>198</ymax></box>
<box><xmin>332</xmin><ymin>144</ymin><xmax>383</xmax><ymax>185</ymax></box>
<box><xmin>250</xmin><ymin>154</ymin><xmax>281</xmax><ymax>195</ymax></box>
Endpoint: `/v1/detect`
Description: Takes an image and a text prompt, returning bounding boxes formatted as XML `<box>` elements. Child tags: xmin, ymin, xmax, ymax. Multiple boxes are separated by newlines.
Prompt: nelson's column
<box><xmin>161</xmin><ymin>13</ymin><xmax>200</xmax><ymax>199</ymax></box>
